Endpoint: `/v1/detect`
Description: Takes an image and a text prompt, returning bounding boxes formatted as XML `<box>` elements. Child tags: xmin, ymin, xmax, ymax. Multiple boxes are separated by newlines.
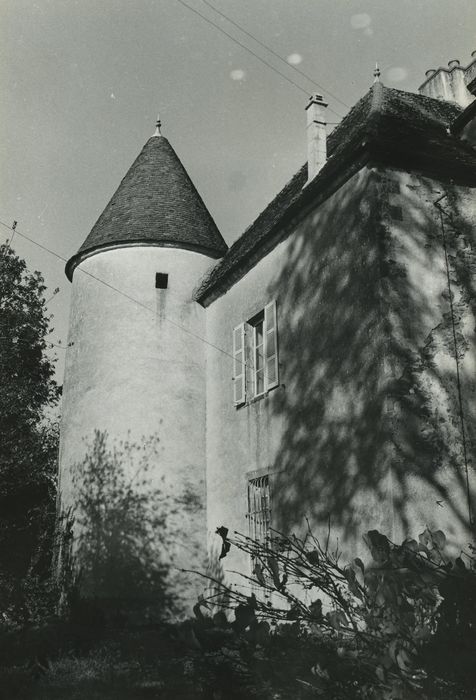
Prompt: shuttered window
<box><xmin>252</xmin><ymin>314</ymin><xmax>265</xmax><ymax>397</ymax></box>
<box><xmin>233</xmin><ymin>300</ymin><xmax>279</xmax><ymax>406</ymax></box>
<box><xmin>264</xmin><ymin>301</ymin><xmax>279</xmax><ymax>391</ymax></box>
<box><xmin>233</xmin><ymin>323</ymin><xmax>246</xmax><ymax>406</ymax></box>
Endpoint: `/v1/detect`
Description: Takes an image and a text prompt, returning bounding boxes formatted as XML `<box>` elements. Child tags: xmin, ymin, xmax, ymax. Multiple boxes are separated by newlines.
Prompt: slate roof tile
<box><xmin>196</xmin><ymin>85</ymin><xmax>476</xmax><ymax>304</ymax></box>
<box><xmin>66</xmin><ymin>136</ymin><xmax>228</xmax><ymax>279</ymax></box>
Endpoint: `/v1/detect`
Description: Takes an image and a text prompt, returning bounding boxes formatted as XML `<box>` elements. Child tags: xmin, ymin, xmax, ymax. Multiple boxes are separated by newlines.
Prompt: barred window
<box><xmin>247</xmin><ymin>475</ymin><xmax>271</xmax><ymax>546</ymax></box>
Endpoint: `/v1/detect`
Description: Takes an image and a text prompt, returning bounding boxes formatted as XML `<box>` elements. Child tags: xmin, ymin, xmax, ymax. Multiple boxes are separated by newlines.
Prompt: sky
<box><xmin>1</xmin><ymin>0</ymin><xmax>475</xmax><ymax>382</ymax></box>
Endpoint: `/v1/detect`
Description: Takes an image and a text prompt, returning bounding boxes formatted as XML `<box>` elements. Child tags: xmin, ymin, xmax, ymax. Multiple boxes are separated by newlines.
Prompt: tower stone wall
<box><xmin>58</xmin><ymin>246</ymin><xmax>213</xmax><ymax>611</ymax></box>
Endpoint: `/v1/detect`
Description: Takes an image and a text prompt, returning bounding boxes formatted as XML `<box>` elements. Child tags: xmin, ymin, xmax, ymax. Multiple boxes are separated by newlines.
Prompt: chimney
<box><xmin>305</xmin><ymin>94</ymin><xmax>328</xmax><ymax>183</ymax></box>
<box><xmin>419</xmin><ymin>55</ymin><xmax>475</xmax><ymax>107</ymax></box>
<box><xmin>465</xmin><ymin>50</ymin><xmax>476</xmax><ymax>97</ymax></box>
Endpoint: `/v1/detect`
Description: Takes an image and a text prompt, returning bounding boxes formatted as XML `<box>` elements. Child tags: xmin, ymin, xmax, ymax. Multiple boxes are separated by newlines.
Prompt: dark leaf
<box><xmin>216</xmin><ymin>526</ymin><xmax>231</xmax><ymax>559</ymax></box>
<box><xmin>418</xmin><ymin>528</ymin><xmax>432</xmax><ymax>548</ymax></box>
<box><xmin>431</xmin><ymin>529</ymin><xmax>446</xmax><ymax>549</ymax></box>
<box><xmin>306</xmin><ymin>549</ymin><xmax>320</xmax><ymax>565</ymax></box>
<box><xmin>267</xmin><ymin>556</ymin><xmax>281</xmax><ymax>588</ymax></box>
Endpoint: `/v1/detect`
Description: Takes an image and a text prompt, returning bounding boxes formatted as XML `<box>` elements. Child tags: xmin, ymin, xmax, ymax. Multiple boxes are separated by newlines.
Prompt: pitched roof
<box><xmin>66</xmin><ymin>135</ymin><xmax>228</xmax><ymax>280</ymax></box>
<box><xmin>196</xmin><ymin>84</ymin><xmax>476</xmax><ymax>305</ymax></box>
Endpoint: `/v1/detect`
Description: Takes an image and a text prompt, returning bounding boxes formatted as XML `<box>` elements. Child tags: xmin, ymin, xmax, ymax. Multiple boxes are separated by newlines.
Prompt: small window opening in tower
<box><xmin>155</xmin><ymin>273</ymin><xmax>168</xmax><ymax>289</ymax></box>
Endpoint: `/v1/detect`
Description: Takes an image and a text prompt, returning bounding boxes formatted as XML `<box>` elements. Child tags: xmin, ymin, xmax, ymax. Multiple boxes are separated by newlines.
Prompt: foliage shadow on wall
<box><xmin>267</xmin><ymin>170</ymin><xmax>475</xmax><ymax>543</ymax></box>
<box><xmin>61</xmin><ymin>430</ymin><xmax>203</xmax><ymax>622</ymax></box>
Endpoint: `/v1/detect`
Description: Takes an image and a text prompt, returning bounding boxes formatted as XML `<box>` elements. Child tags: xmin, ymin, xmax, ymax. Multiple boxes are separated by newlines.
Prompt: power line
<box><xmin>175</xmin><ymin>0</ymin><xmax>344</xmax><ymax>120</ymax></box>
<box><xmin>9</xmin><ymin>220</ymin><xmax>18</xmax><ymax>247</ymax></box>
<box><xmin>0</xmin><ymin>220</ymin><xmax>69</xmax><ymax>264</ymax></box>
<box><xmin>0</xmin><ymin>219</ymin><xmax>252</xmax><ymax>372</ymax></box>
<box><xmin>0</xmin><ymin>336</ymin><xmax>68</xmax><ymax>351</ymax></box>
<box><xmin>45</xmin><ymin>289</ymin><xmax>61</xmax><ymax>305</ymax></box>
<box><xmin>200</xmin><ymin>0</ymin><xmax>350</xmax><ymax>111</ymax></box>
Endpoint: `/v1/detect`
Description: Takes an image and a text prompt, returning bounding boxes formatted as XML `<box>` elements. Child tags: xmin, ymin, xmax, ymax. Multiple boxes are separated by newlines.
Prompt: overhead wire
<box><xmin>0</xmin><ymin>219</ymin><xmax>253</xmax><ymax>372</ymax></box>
<box><xmin>175</xmin><ymin>0</ymin><xmax>345</xmax><ymax>119</ymax></box>
<box><xmin>200</xmin><ymin>0</ymin><xmax>350</xmax><ymax>111</ymax></box>
<box><xmin>0</xmin><ymin>0</ymin><xmax>352</xmax><ymax>374</ymax></box>
<box><xmin>0</xmin><ymin>335</ymin><xmax>68</xmax><ymax>351</ymax></box>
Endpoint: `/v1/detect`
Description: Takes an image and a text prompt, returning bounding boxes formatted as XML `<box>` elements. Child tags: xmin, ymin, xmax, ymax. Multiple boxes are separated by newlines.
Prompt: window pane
<box><xmin>266</xmin><ymin>329</ymin><xmax>276</xmax><ymax>356</ymax></box>
<box><xmin>255</xmin><ymin>321</ymin><xmax>264</xmax><ymax>345</ymax></box>
<box><xmin>266</xmin><ymin>358</ymin><xmax>276</xmax><ymax>384</ymax></box>
<box><xmin>256</xmin><ymin>369</ymin><xmax>264</xmax><ymax>395</ymax></box>
<box><xmin>265</xmin><ymin>302</ymin><xmax>275</xmax><ymax>330</ymax></box>
<box><xmin>256</xmin><ymin>345</ymin><xmax>264</xmax><ymax>370</ymax></box>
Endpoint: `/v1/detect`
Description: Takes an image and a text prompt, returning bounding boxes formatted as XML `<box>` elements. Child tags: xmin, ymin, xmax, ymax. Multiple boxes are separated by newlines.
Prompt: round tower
<box><xmin>58</xmin><ymin>118</ymin><xmax>227</xmax><ymax>614</ymax></box>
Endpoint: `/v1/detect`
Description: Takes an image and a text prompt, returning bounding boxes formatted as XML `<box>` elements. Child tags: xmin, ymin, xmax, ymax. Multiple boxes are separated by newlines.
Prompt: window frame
<box><xmin>251</xmin><ymin>311</ymin><xmax>266</xmax><ymax>399</ymax></box>
<box><xmin>263</xmin><ymin>300</ymin><xmax>279</xmax><ymax>393</ymax></box>
<box><xmin>233</xmin><ymin>299</ymin><xmax>280</xmax><ymax>406</ymax></box>
<box><xmin>232</xmin><ymin>323</ymin><xmax>246</xmax><ymax>407</ymax></box>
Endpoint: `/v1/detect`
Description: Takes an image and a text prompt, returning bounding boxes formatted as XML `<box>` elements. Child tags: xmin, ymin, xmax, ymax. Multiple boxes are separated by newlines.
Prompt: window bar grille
<box><xmin>247</xmin><ymin>475</ymin><xmax>271</xmax><ymax>547</ymax></box>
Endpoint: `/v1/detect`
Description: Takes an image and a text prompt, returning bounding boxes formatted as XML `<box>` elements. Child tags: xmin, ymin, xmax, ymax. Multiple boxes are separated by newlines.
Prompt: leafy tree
<box><xmin>0</xmin><ymin>242</ymin><xmax>60</xmax><ymax>620</ymax></box>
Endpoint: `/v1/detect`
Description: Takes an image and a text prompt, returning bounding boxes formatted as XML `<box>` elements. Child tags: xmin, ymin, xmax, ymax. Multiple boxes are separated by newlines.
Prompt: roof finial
<box><xmin>153</xmin><ymin>113</ymin><xmax>162</xmax><ymax>137</ymax></box>
<box><xmin>373</xmin><ymin>63</ymin><xmax>381</xmax><ymax>83</ymax></box>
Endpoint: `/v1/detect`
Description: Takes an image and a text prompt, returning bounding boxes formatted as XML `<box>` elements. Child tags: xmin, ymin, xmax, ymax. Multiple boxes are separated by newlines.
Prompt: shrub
<box><xmin>188</xmin><ymin>525</ymin><xmax>476</xmax><ymax>699</ymax></box>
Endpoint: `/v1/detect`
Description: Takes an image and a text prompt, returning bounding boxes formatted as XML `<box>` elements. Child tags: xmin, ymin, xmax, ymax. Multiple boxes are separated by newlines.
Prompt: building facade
<box><xmin>58</xmin><ymin>54</ymin><xmax>476</xmax><ymax>609</ymax></box>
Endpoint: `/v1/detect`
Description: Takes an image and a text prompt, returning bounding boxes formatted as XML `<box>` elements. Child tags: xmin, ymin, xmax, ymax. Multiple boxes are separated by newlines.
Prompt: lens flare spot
<box><xmin>230</xmin><ymin>69</ymin><xmax>246</xmax><ymax>81</ymax></box>
<box><xmin>351</xmin><ymin>13</ymin><xmax>371</xmax><ymax>29</ymax></box>
<box><xmin>287</xmin><ymin>53</ymin><xmax>303</xmax><ymax>66</ymax></box>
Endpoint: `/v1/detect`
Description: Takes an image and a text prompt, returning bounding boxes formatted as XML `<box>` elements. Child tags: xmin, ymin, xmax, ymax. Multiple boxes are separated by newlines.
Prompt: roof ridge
<box><xmin>369</xmin><ymin>81</ymin><xmax>386</xmax><ymax>115</ymax></box>
<box><xmin>196</xmin><ymin>86</ymin><xmax>476</xmax><ymax>304</ymax></box>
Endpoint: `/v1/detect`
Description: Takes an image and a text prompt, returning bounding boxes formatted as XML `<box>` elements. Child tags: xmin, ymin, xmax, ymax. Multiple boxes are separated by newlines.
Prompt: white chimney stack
<box><xmin>305</xmin><ymin>93</ymin><xmax>328</xmax><ymax>183</ymax></box>
<box><xmin>419</xmin><ymin>54</ymin><xmax>476</xmax><ymax>108</ymax></box>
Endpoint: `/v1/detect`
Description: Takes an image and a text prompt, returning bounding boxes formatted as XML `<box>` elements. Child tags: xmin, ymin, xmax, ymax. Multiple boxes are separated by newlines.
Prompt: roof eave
<box><xmin>196</xmin><ymin>140</ymin><xmax>370</xmax><ymax>306</ymax></box>
<box><xmin>196</xmin><ymin>133</ymin><xmax>476</xmax><ymax>306</ymax></box>
<box><xmin>66</xmin><ymin>239</ymin><xmax>227</xmax><ymax>282</ymax></box>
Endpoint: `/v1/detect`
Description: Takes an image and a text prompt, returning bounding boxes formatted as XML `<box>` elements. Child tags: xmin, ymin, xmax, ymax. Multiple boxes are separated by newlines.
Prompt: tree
<box><xmin>0</xmin><ymin>242</ymin><xmax>60</xmax><ymax>619</ymax></box>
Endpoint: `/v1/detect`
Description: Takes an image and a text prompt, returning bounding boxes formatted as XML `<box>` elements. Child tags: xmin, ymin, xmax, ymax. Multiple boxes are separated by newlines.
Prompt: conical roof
<box><xmin>66</xmin><ymin>134</ymin><xmax>227</xmax><ymax>279</ymax></box>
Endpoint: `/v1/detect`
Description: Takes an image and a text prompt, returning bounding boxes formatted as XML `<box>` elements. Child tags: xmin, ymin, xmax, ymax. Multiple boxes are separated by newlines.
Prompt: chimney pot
<box><xmin>448</xmin><ymin>59</ymin><xmax>460</xmax><ymax>69</ymax></box>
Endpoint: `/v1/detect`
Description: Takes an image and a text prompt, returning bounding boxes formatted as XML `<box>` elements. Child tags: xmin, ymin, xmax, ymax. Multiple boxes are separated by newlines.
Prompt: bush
<box><xmin>188</xmin><ymin>524</ymin><xmax>476</xmax><ymax>699</ymax></box>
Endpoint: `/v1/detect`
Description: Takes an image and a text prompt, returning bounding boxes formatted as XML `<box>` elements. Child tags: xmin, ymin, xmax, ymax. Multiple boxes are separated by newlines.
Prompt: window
<box><xmin>233</xmin><ymin>324</ymin><xmax>246</xmax><ymax>405</ymax></box>
<box><xmin>247</xmin><ymin>475</ymin><xmax>271</xmax><ymax>548</ymax></box>
<box><xmin>232</xmin><ymin>301</ymin><xmax>279</xmax><ymax>406</ymax></box>
<box><xmin>155</xmin><ymin>273</ymin><xmax>168</xmax><ymax>289</ymax></box>
<box><xmin>251</xmin><ymin>311</ymin><xmax>265</xmax><ymax>397</ymax></box>
<box><xmin>263</xmin><ymin>301</ymin><xmax>278</xmax><ymax>392</ymax></box>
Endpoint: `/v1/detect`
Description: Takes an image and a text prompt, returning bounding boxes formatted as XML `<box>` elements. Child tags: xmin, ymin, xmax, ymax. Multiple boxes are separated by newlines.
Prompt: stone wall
<box><xmin>58</xmin><ymin>246</ymin><xmax>213</xmax><ymax>612</ymax></box>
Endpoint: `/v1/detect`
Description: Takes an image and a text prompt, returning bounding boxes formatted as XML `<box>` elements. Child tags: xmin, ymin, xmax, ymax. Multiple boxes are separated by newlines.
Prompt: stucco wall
<box><xmin>205</xmin><ymin>167</ymin><xmax>393</xmax><ymax>579</ymax></box>
<box><xmin>205</xmin><ymin>165</ymin><xmax>476</xmax><ymax>584</ymax></box>
<box><xmin>58</xmin><ymin>246</ymin><xmax>213</xmax><ymax>608</ymax></box>
<box><xmin>379</xmin><ymin>169</ymin><xmax>476</xmax><ymax>548</ymax></box>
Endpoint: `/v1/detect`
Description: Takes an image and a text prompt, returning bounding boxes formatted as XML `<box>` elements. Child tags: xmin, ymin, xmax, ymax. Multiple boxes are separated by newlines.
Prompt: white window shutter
<box><xmin>264</xmin><ymin>300</ymin><xmax>279</xmax><ymax>390</ymax></box>
<box><xmin>233</xmin><ymin>323</ymin><xmax>246</xmax><ymax>405</ymax></box>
